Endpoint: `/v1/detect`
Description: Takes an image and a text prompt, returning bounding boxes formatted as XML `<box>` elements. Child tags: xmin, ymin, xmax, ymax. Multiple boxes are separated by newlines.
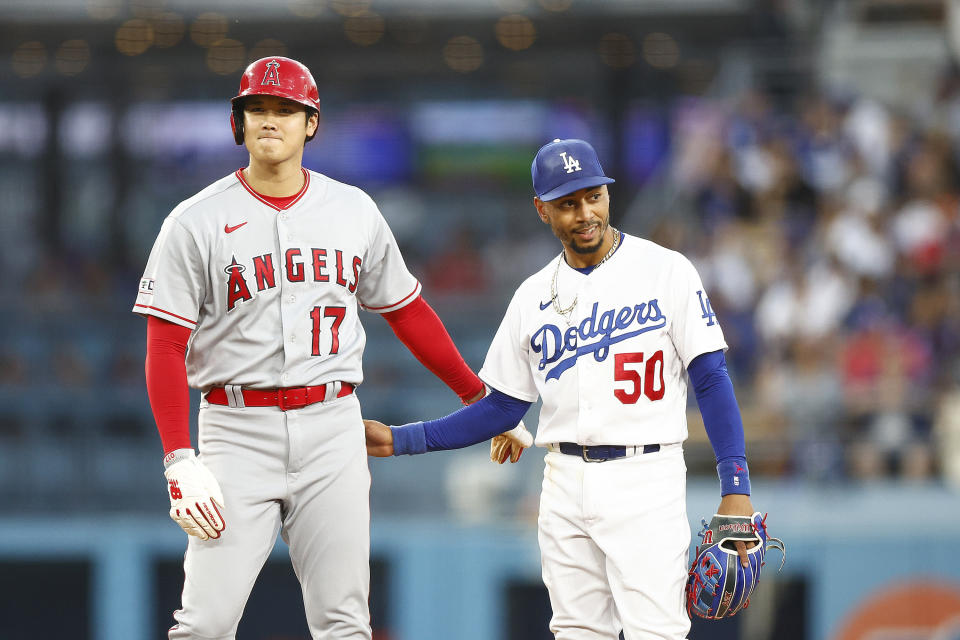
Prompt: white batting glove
<box><xmin>490</xmin><ymin>421</ymin><xmax>534</xmax><ymax>464</ymax></box>
<box><xmin>163</xmin><ymin>449</ymin><xmax>226</xmax><ymax>540</ymax></box>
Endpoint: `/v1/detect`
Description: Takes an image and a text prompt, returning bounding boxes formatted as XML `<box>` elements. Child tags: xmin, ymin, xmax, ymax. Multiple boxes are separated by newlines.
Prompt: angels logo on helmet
<box><xmin>261</xmin><ymin>60</ymin><xmax>281</xmax><ymax>86</ymax></box>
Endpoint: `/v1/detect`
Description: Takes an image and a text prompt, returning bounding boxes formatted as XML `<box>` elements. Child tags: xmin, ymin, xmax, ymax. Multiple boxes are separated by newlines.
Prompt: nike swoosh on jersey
<box><xmin>224</xmin><ymin>222</ymin><xmax>248</xmax><ymax>234</ymax></box>
<box><xmin>539</xmin><ymin>300</ymin><xmax>552</xmax><ymax>311</ymax></box>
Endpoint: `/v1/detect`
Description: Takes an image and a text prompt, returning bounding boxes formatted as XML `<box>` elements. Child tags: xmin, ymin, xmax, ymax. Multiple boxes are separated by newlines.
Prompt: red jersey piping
<box><xmin>235</xmin><ymin>168</ymin><xmax>310</xmax><ymax>211</ymax></box>
<box><xmin>134</xmin><ymin>304</ymin><xmax>198</xmax><ymax>325</ymax></box>
<box><xmin>362</xmin><ymin>282</ymin><xmax>421</xmax><ymax>311</ymax></box>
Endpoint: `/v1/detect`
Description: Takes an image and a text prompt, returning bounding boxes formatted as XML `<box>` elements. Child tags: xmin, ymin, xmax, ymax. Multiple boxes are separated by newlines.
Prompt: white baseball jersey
<box><xmin>133</xmin><ymin>168</ymin><xmax>420</xmax><ymax>390</ymax></box>
<box><xmin>479</xmin><ymin>233</ymin><xmax>726</xmax><ymax>447</ymax></box>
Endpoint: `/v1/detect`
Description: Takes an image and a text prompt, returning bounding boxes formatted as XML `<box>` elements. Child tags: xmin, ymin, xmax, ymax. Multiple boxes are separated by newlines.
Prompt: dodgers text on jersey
<box><xmin>531</xmin><ymin>299</ymin><xmax>666</xmax><ymax>381</ymax></box>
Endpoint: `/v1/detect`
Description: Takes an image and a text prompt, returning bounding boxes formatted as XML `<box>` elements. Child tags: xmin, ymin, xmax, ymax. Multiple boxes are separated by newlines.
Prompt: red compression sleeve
<box><xmin>381</xmin><ymin>295</ymin><xmax>485</xmax><ymax>403</ymax></box>
<box><xmin>145</xmin><ymin>315</ymin><xmax>193</xmax><ymax>454</ymax></box>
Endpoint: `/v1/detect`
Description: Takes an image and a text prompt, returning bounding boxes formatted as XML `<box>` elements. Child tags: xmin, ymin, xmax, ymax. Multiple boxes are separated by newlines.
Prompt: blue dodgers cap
<box><xmin>531</xmin><ymin>138</ymin><xmax>615</xmax><ymax>201</ymax></box>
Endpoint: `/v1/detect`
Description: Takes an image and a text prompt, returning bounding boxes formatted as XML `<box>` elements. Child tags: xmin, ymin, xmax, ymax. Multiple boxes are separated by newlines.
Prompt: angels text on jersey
<box><xmin>224</xmin><ymin>247</ymin><xmax>362</xmax><ymax>311</ymax></box>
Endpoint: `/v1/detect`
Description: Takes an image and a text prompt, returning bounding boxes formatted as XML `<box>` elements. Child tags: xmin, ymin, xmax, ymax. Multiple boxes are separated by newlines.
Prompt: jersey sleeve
<box><xmin>356</xmin><ymin>197</ymin><xmax>421</xmax><ymax>313</ymax></box>
<box><xmin>132</xmin><ymin>217</ymin><xmax>204</xmax><ymax>329</ymax></box>
<box><xmin>478</xmin><ymin>292</ymin><xmax>540</xmax><ymax>403</ymax></box>
<box><xmin>670</xmin><ymin>254</ymin><xmax>728</xmax><ymax>368</ymax></box>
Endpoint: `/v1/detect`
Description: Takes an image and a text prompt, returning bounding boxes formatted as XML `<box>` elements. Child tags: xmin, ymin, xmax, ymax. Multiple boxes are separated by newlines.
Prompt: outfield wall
<box><xmin>0</xmin><ymin>481</ymin><xmax>957</xmax><ymax>640</ymax></box>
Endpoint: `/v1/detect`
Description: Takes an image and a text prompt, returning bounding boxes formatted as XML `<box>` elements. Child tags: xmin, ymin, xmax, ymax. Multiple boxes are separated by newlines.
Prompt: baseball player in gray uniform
<box><xmin>365</xmin><ymin>139</ymin><xmax>756</xmax><ymax>639</ymax></box>
<box><xmin>133</xmin><ymin>57</ymin><xmax>500</xmax><ymax>639</ymax></box>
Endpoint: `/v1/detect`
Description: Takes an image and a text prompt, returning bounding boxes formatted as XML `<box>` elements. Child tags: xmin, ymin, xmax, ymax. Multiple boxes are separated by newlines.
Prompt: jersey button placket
<box><xmin>277</xmin><ymin>213</ymin><xmax>296</xmax><ymax>385</ymax></box>
<box><xmin>573</xmin><ymin>280</ymin><xmax>590</xmax><ymax>446</ymax></box>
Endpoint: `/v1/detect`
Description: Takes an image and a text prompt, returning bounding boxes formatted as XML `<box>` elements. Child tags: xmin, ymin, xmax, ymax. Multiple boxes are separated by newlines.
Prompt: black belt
<box><xmin>556</xmin><ymin>442</ymin><xmax>661</xmax><ymax>462</ymax></box>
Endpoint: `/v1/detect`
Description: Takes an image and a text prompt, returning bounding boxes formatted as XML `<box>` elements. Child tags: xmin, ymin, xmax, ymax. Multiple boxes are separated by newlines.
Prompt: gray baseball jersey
<box><xmin>134</xmin><ymin>168</ymin><xmax>421</xmax><ymax>388</ymax></box>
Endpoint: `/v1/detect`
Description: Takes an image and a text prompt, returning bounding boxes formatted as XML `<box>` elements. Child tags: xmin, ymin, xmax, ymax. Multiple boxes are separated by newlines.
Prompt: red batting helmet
<box><xmin>230</xmin><ymin>56</ymin><xmax>320</xmax><ymax>145</ymax></box>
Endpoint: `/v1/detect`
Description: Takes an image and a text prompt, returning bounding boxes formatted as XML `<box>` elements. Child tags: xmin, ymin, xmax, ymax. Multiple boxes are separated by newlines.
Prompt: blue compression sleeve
<box><xmin>390</xmin><ymin>389</ymin><xmax>532</xmax><ymax>455</ymax></box>
<box><xmin>688</xmin><ymin>350</ymin><xmax>750</xmax><ymax>495</ymax></box>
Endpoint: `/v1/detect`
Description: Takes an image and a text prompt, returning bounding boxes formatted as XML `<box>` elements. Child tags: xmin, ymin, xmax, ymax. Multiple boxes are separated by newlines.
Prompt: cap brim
<box><xmin>538</xmin><ymin>176</ymin><xmax>615</xmax><ymax>202</ymax></box>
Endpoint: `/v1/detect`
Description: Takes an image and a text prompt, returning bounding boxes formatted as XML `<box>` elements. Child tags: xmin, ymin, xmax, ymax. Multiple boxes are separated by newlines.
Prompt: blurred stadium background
<box><xmin>1</xmin><ymin>0</ymin><xmax>960</xmax><ymax>638</ymax></box>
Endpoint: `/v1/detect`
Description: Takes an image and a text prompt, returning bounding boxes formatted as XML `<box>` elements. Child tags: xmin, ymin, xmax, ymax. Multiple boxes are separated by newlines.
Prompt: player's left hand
<box><xmin>490</xmin><ymin>420</ymin><xmax>534</xmax><ymax>464</ymax></box>
<box><xmin>164</xmin><ymin>450</ymin><xmax>226</xmax><ymax>541</ymax></box>
<box><xmin>716</xmin><ymin>493</ymin><xmax>756</xmax><ymax>567</ymax></box>
<box><xmin>686</xmin><ymin>509</ymin><xmax>785</xmax><ymax>619</ymax></box>
<box><xmin>364</xmin><ymin>419</ymin><xmax>394</xmax><ymax>457</ymax></box>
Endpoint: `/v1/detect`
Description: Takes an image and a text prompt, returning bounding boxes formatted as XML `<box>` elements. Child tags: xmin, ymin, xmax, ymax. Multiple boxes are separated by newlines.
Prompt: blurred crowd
<box><xmin>3</xmin><ymin>77</ymin><xmax>960</xmax><ymax>493</ymax></box>
<box><xmin>661</xmin><ymin>81</ymin><xmax>960</xmax><ymax>484</ymax></box>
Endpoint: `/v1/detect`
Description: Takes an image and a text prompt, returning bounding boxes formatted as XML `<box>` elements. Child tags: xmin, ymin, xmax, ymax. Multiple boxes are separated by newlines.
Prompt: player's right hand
<box><xmin>490</xmin><ymin>420</ymin><xmax>534</xmax><ymax>464</ymax></box>
<box><xmin>363</xmin><ymin>419</ymin><xmax>394</xmax><ymax>457</ymax></box>
<box><xmin>163</xmin><ymin>449</ymin><xmax>226</xmax><ymax>540</ymax></box>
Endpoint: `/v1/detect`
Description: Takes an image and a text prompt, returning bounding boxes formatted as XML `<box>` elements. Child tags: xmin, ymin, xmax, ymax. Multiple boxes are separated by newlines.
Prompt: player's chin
<box><xmin>255</xmin><ymin>139</ymin><xmax>285</xmax><ymax>151</ymax></box>
<box><xmin>568</xmin><ymin>235</ymin><xmax>604</xmax><ymax>255</ymax></box>
<box><xmin>250</xmin><ymin>143</ymin><xmax>289</xmax><ymax>161</ymax></box>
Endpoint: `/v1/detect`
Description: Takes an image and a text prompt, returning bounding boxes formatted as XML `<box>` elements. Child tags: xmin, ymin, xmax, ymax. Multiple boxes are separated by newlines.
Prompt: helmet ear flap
<box><xmin>230</xmin><ymin>105</ymin><xmax>244</xmax><ymax>145</ymax></box>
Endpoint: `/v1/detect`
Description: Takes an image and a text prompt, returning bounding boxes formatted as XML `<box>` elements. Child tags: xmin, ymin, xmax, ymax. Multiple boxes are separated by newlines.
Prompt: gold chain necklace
<box><xmin>550</xmin><ymin>227</ymin><xmax>621</xmax><ymax>324</ymax></box>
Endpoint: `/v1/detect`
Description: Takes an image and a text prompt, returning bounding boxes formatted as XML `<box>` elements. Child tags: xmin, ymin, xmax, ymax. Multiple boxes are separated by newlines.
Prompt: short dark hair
<box><xmin>233</xmin><ymin>97</ymin><xmax>318</xmax><ymax>142</ymax></box>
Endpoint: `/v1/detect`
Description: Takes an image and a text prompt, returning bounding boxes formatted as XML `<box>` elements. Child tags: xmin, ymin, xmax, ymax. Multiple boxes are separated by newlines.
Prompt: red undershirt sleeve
<box><xmin>381</xmin><ymin>295</ymin><xmax>485</xmax><ymax>404</ymax></box>
<box><xmin>145</xmin><ymin>315</ymin><xmax>193</xmax><ymax>454</ymax></box>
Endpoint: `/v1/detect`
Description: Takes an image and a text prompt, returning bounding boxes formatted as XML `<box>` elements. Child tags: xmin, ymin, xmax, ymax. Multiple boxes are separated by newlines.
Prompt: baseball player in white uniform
<box><xmin>133</xmin><ymin>57</ymin><xmax>496</xmax><ymax>639</ymax></box>
<box><xmin>365</xmin><ymin>139</ymin><xmax>756</xmax><ymax>639</ymax></box>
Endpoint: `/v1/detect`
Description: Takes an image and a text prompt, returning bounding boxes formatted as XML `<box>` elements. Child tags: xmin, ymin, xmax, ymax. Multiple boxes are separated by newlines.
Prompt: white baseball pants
<box><xmin>538</xmin><ymin>443</ymin><xmax>691</xmax><ymax>640</ymax></box>
<box><xmin>168</xmin><ymin>393</ymin><xmax>372</xmax><ymax>640</ymax></box>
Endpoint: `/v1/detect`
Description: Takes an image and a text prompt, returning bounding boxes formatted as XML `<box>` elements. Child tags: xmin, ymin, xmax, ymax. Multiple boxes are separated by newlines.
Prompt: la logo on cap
<box><xmin>560</xmin><ymin>151</ymin><xmax>581</xmax><ymax>174</ymax></box>
<box><xmin>531</xmin><ymin>138</ymin><xmax>615</xmax><ymax>201</ymax></box>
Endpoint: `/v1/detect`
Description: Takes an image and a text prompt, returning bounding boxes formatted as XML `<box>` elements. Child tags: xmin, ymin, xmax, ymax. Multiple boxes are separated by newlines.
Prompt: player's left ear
<box><xmin>305</xmin><ymin>110</ymin><xmax>320</xmax><ymax>142</ymax></box>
